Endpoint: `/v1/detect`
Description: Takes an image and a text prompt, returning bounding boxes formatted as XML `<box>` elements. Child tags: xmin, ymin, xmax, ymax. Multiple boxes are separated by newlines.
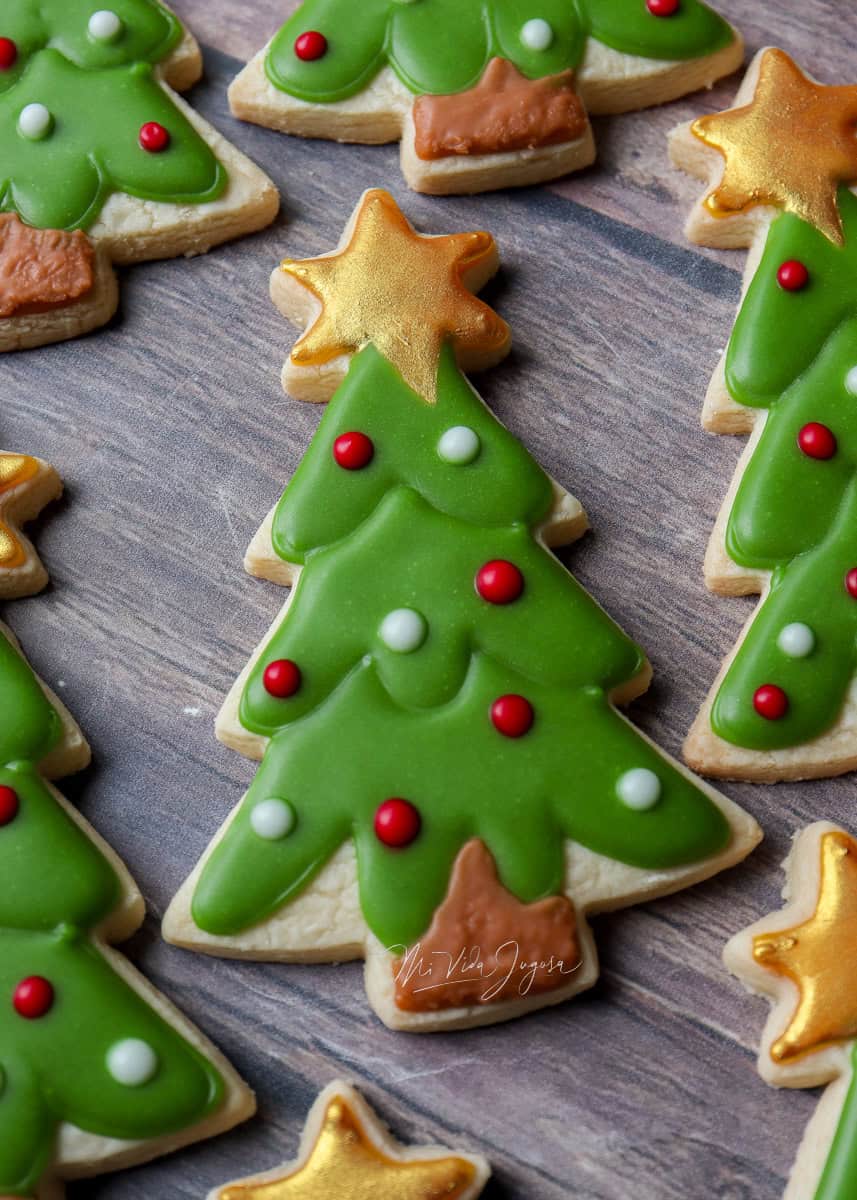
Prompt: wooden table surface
<box><xmin>6</xmin><ymin>3</ymin><xmax>853</xmax><ymax>1197</ymax></box>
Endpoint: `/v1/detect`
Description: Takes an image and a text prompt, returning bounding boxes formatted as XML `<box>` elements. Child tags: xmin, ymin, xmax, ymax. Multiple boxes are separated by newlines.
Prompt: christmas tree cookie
<box><xmin>0</xmin><ymin>471</ymin><xmax>254</xmax><ymax>1196</ymax></box>
<box><xmin>228</xmin><ymin>0</ymin><xmax>743</xmax><ymax>196</ymax></box>
<box><xmin>670</xmin><ymin>50</ymin><xmax>857</xmax><ymax>781</ymax></box>
<box><xmin>0</xmin><ymin>0</ymin><xmax>278</xmax><ymax>352</ymax></box>
<box><xmin>724</xmin><ymin>824</ymin><xmax>857</xmax><ymax>1200</ymax></box>
<box><xmin>164</xmin><ymin>189</ymin><xmax>761</xmax><ymax>1032</ymax></box>
<box><xmin>209</xmin><ymin>1080</ymin><xmax>489</xmax><ymax>1199</ymax></box>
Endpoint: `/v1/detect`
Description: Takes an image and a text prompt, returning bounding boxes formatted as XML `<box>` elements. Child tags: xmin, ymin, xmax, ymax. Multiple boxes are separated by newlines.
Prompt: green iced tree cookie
<box><xmin>0</xmin><ymin>622</ymin><xmax>240</xmax><ymax>1197</ymax></box>
<box><xmin>168</xmin><ymin>190</ymin><xmax>757</xmax><ymax>1027</ymax></box>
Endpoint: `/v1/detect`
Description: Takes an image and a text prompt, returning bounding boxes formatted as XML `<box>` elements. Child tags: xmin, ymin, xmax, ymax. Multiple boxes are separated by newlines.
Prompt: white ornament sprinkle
<box><xmin>251</xmin><ymin>798</ymin><xmax>296</xmax><ymax>840</ymax></box>
<box><xmin>18</xmin><ymin>103</ymin><xmax>52</xmax><ymax>140</ymax></box>
<box><xmin>379</xmin><ymin>608</ymin><xmax>427</xmax><ymax>653</ymax></box>
<box><xmin>88</xmin><ymin>10</ymin><xmax>123</xmax><ymax>40</ymax></box>
<box><xmin>846</xmin><ymin>367</ymin><xmax>857</xmax><ymax>396</ymax></box>
<box><xmin>106</xmin><ymin>1039</ymin><xmax>159</xmax><ymax>1087</ymax></box>
<box><xmin>777</xmin><ymin>622</ymin><xmax>815</xmax><ymax>658</ymax></box>
<box><xmin>437</xmin><ymin>425</ymin><xmax>480</xmax><ymax>465</ymax></box>
<box><xmin>520</xmin><ymin>18</ymin><xmax>554</xmax><ymax>51</ymax></box>
<box><xmin>616</xmin><ymin>768</ymin><xmax>661</xmax><ymax>811</ymax></box>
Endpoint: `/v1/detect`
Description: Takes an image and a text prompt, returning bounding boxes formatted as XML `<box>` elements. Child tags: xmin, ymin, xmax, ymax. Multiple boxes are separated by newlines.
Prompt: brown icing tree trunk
<box><xmin>412</xmin><ymin>58</ymin><xmax>589</xmax><ymax>161</ymax></box>
<box><xmin>0</xmin><ymin>214</ymin><xmax>95</xmax><ymax>318</ymax></box>
<box><xmin>393</xmin><ymin>839</ymin><xmax>581</xmax><ymax>1012</ymax></box>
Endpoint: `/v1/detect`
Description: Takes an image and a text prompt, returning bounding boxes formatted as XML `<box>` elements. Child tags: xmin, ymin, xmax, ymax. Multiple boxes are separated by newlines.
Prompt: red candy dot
<box><xmin>333</xmin><ymin>431</ymin><xmax>374</xmax><ymax>470</ymax></box>
<box><xmin>294</xmin><ymin>30</ymin><xmax>328</xmax><ymax>60</ymax></box>
<box><xmin>0</xmin><ymin>37</ymin><xmax>18</xmax><ymax>70</ymax></box>
<box><xmin>753</xmin><ymin>684</ymin><xmax>789</xmax><ymax>721</ymax></box>
<box><xmin>13</xmin><ymin>976</ymin><xmax>54</xmax><ymax>1019</ymax></box>
<box><xmin>139</xmin><ymin>121</ymin><xmax>170</xmax><ymax>152</ymax></box>
<box><xmin>777</xmin><ymin>260</ymin><xmax>810</xmax><ymax>292</ymax></box>
<box><xmin>798</xmin><ymin>422</ymin><xmax>837</xmax><ymax>460</ymax></box>
<box><xmin>476</xmin><ymin>560</ymin><xmax>524</xmax><ymax>605</ymax></box>
<box><xmin>263</xmin><ymin>659</ymin><xmax>302</xmax><ymax>698</ymax></box>
<box><xmin>646</xmin><ymin>0</ymin><xmax>680</xmax><ymax>14</ymax></box>
<box><xmin>846</xmin><ymin>568</ymin><xmax>857</xmax><ymax>599</ymax></box>
<box><xmin>491</xmin><ymin>694</ymin><xmax>534</xmax><ymax>738</ymax></box>
<box><xmin>374</xmin><ymin>798</ymin><xmax>421</xmax><ymax>848</ymax></box>
<box><xmin>0</xmin><ymin>785</ymin><xmax>19</xmax><ymax>826</ymax></box>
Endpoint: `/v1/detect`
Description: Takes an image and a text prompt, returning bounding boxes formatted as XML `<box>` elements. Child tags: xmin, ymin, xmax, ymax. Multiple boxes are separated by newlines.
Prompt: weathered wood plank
<box><xmin>3</xmin><ymin>5</ymin><xmax>847</xmax><ymax>1196</ymax></box>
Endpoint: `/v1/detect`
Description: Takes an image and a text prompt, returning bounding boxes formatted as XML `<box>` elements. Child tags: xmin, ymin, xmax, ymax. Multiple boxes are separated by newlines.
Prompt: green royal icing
<box><xmin>0</xmin><ymin>50</ymin><xmax>226</xmax><ymax>231</ymax></box>
<box><xmin>814</xmin><ymin>1044</ymin><xmax>857</xmax><ymax>1199</ymax></box>
<box><xmin>191</xmin><ymin>341</ymin><xmax>731</xmax><ymax>950</ymax></box>
<box><xmin>0</xmin><ymin>629</ymin><xmax>225</xmax><ymax>1197</ymax></box>
<box><xmin>0</xmin><ymin>0</ymin><xmax>181</xmax><ymax>92</ymax></box>
<box><xmin>710</xmin><ymin>189</ymin><xmax>857</xmax><ymax>750</ymax></box>
<box><xmin>265</xmin><ymin>0</ymin><xmax>734</xmax><ymax>104</ymax></box>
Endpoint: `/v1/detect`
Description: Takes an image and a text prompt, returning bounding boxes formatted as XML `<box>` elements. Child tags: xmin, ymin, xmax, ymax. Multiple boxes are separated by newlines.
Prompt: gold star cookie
<box><xmin>0</xmin><ymin>453</ymin><xmax>61</xmax><ymax>598</ymax></box>
<box><xmin>275</xmin><ymin>189</ymin><xmax>510</xmax><ymax>403</ymax></box>
<box><xmin>692</xmin><ymin>49</ymin><xmax>857</xmax><ymax>244</ymax></box>
<box><xmin>211</xmin><ymin>1080</ymin><xmax>489</xmax><ymax>1200</ymax></box>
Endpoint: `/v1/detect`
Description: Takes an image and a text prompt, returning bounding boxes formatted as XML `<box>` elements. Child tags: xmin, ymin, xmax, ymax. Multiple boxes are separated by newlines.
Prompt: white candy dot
<box><xmin>520</xmin><ymin>18</ymin><xmax>554</xmax><ymax>51</ymax></box>
<box><xmin>437</xmin><ymin>426</ymin><xmax>480</xmax><ymax>465</ymax></box>
<box><xmin>18</xmin><ymin>103</ymin><xmax>52</xmax><ymax>140</ymax></box>
<box><xmin>88</xmin><ymin>10</ymin><xmax>123</xmax><ymax>40</ymax></box>
<box><xmin>379</xmin><ymin>608</ymin><xmax>427</xmax><ymax>653</ymax></box>
<box><xmin>777</xmin><ymin>622</ymin><xmax>815</xmax><ymax>658</ymax></box>
<box><xmin>251</xmin><ymin>798</ymin><xmax>296</xmax><ymax>840</ymax></box>
<box><xmin>616</xmin><ymin>768</ymin><xmax>661</xmax><ymax>811</ymax></box>
<box><xmin>106</xmin><ymin>1039</ymin><xmax>159</xmax><ymax>1087</ymax></box>
<box><xmin>846</xmin><ymin>367</ymin><xmax>857</xmax><ymax>396</ymax></box>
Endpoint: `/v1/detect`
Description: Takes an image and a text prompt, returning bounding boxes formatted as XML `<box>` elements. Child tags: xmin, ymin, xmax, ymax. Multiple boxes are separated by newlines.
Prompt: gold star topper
<box><xmin>0</xmin><ymin>453</ymin><xmax>40</xmax><ymax>569</ymax></box>
<box><xmin>213</xmin><ymin>1080</ymin><xmax>489</xmax><ymax>1200</ymax></box>
<box><xmin>278</xmin><ymin>189</ymin><xmax>510</xmax><ymax>403</ymax></box>
<box><xmin>753</xmin><ymin>830</ymin><xmax>857</xmax><ymax>1063</ymax></box>
<box><xmin>692</xmin><ymin>49</ymin><xmax>857</xmax><ymax>244</ymax></box>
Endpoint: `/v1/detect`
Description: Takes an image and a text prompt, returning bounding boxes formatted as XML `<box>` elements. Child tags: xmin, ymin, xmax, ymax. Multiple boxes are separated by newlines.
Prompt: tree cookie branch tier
<box><xmin>228</xmin><ymin>0</ymin><xmax>743</xmax><ymax>195</ymax></box>
<box><xmin>164</xmin><ymin>188</ymin><xmax>760</xmax><ymax>1034</ymax></box>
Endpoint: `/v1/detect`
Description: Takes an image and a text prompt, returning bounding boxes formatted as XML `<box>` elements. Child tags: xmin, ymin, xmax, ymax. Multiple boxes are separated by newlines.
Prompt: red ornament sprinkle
<box><xmin>0</xmin><ymin>785</ymin><xmax>19</xmax><ymax>826</ymax></box>
<box><xmin>646</xmin><ymin>0</ymin><xmax>680</xmax><ymax>15</ymax></box>
<box><xmin>374</xmin><ymin>798</ymin><xmax>421</xmax><ymax>848</ymax></box>
<box><xmin>0</xmin><ymin>37</ymin><xmax>18</xmax><ymax>70</ymax></box>
<box><xmin>777</xmin><ymin>260</ymin><xmax>810</xmax><ymax>292</ymax></box>
<box><xmin>798</xmin><ymin>422</ymin><xmax>837</xmax><ymax>460</ymax></box>
<box><xmin>139</xmin><ymin>121</ymin><xmax>170</xmax><ymax>152</ymax></box>
<box><xmin>263</xmin><ymin>659</ymin><xmax>302</xmax><ymax>699</ymax></box>
<box><xmin>753</xmin><ymin>684</ymin><xmax>789</xmax><ymax>721</ymax></box>
<box><xmin>476</xmin><ymin>560</ymin><xmax>524</xmax><ymax>605</ymax></box>
<box><xmin>13</xmin><ymin>976</ymin><xmax>54</xmax><ymax>1019</ymax></box>
<box><xmin>491</xmin><ymin>694</ymin><xmax>534</xmax><ymax>738</ymax></box>
<box><xmin>846</xmin><ymin>568</ymin><xmax>857</xmax><ymax>599</ymax></box>
<box><xmin>294</xmin><ymin>30</ymin><xmax>328</xmax><ymax>61</ymax></box>
<box><xmin>333</xmin><ymin>431</ymin><xmax>374</xmax><ymax>470</ymax></box>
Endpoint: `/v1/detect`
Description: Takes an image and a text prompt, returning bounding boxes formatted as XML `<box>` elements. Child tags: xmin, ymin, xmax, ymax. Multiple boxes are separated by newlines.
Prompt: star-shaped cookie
<box><xmin>0</xmin><ymin>453</ymin><xmax>61</xmax><ymax>598</ymax></box>
<box><xmin>270</xmin><ymin>189</ymin><xmax>510</xmax><ymax>404</ymax></box>
<box><xmin>210</xmin><ymin>1080</ymin><xmax>489</xmax><ymax>1200</ymax></box>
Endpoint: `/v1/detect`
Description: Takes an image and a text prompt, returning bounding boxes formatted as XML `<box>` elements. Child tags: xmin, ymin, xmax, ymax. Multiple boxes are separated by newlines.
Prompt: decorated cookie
<box><xmin>670</xmin><ymin>50</ymin><xmax>857</xmax><ymax>782</ymax></box>
<box><xmin>227</xmin><ymin>0</ymin><xmax>743</xmax><ymax>196</ymax></box>
<box><xmin>0</xmin><ymin>470</ymin><xmax>254</xmax><ymax>1195</ymax></box>
<box><xmin>209</xmin><ymin>1079</ymin><xmax>489</xmax><ymax>1199</ymax></box>
<box><xmin>0</xmin><ymin>0</ymin><xmax>279</xmax><ymax>351</ymax></box>
<box><xmin>0</xmin><ymin>452</ymin><xmax>61</xmax><ymax>598</ymax></box>
<box><xmin>724</xmin><ymin>823</ymin><xmax>857</xmax><ymax>1199</ymax></box>
<box><xmin>163</xmin><ymin>189</ymin><xmax>760</xmax><ymax>1033</ymax></box>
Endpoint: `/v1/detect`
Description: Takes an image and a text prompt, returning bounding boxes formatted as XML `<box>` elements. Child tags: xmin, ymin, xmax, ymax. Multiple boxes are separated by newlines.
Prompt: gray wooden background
<box><xmin>6</xmin><ymin>2</ymin><xmax>853</xmax><ymax>1196</ymax></box>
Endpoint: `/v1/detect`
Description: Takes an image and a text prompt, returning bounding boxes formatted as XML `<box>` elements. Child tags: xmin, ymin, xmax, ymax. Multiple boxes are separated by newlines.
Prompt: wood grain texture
<box><xmin>4</xmin><ymin>2</ymin><xmax>851</xmax><ymax>1196</ymax></box>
